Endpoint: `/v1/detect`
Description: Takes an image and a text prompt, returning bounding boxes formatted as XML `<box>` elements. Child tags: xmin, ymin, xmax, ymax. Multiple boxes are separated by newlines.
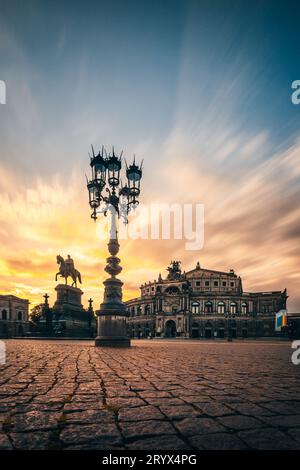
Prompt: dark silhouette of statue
<box><xmin>55</xmin><ymin>255</ymin><xmax>82</xmax><ymax>287</ymax></box>
<box><xmin>167</xmin><ymin>261</ymin><xmax>183</xmax><ymax>281</ymax></box>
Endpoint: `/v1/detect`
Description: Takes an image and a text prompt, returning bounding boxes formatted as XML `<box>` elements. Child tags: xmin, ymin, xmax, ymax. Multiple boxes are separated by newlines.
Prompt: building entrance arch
<box><xmin>165</xmin><ymin>319</ymin><xmax>176</xmax><ymax>338</ymax></box>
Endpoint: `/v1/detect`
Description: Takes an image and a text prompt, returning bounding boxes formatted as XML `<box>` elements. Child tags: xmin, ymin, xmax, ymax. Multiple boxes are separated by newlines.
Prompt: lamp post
<box><xmin>86</xmin><ymin>146</ymin><xmax>142</xmax><ymax>347</ymax></box>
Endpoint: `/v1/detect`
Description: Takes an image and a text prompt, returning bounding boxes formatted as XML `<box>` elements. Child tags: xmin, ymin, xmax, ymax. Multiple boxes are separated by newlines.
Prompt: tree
<box><xmin>30</xmin><ymin>304</ymin><xmax>44</xmax><ymax>325</ymax></box>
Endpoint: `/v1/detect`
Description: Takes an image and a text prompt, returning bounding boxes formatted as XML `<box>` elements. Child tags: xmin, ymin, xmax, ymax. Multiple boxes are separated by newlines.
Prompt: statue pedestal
<box><xmin>51</xmin><ymin>284</ymin><xmax>95</xmax><ymax>337</ymax></box>
<box><xmin>53</xmin><ymin>284</ymin><xmax>83</xmax><ymax>314</ymax></box>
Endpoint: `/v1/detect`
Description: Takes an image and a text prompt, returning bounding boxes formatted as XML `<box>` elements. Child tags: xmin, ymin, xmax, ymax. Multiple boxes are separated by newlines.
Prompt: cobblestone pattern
<box><xmin>0</xmin><ymin>340</ymin><xmax>299</xmax><ymax>450</ymax></box>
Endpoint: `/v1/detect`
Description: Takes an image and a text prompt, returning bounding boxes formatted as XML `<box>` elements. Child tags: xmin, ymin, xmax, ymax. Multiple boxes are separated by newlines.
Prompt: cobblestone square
<box><xmin>0</xmin><ymin>339</ymin><xmax>299</xmax><ymax>450</ymax></box>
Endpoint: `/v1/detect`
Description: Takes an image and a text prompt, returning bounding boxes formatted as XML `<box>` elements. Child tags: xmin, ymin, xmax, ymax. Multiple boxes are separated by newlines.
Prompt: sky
<box><xmin>0</xmin><ymin>0</ymin><xmax>300</xmax><ymax>312</ymax></box>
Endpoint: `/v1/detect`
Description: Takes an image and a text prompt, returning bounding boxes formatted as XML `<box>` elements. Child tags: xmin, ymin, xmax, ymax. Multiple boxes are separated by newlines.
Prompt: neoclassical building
<box><xmin>0</xmin><ymin>295</ymin><xmax>29</xmax><ymax>338</ymax></box>
<box><xmin>126</xmin><ymin>261</ymin><xmax>288</xmax><ymax>339</ymax></box>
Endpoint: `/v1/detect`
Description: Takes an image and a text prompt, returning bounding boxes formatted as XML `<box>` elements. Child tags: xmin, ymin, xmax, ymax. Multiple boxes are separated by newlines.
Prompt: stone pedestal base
<box><xmin>95</xmin><ymin>336</ymin><xmax>130</xmax><ymax>347</ymax></box>
<box><xmin>47</xmin><ymin>284</ymin><xmax>96</xmax><ymax>338</ymax></box>
<box><xmin>95</xmin><ymin>312</ymin><xmax>131</xmax><ymax>348</ymax></box>
<box><xmin>53</xmin><ymin>284</ymin><xmax>84</xmax><ymax>313</ymax></box>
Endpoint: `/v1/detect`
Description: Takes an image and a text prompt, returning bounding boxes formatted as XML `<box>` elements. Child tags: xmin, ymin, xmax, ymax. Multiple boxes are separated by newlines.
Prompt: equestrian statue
<box><xmin>55</xmin><ymin>254</ymin><xmax>82</xmax><ymax>287</ymax></box>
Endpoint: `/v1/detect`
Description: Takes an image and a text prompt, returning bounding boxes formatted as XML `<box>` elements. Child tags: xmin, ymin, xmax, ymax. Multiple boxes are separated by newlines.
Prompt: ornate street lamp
<box><xmin>86</xmin><ymin>146</ymin><xmax>143</xmax><ymax>347</ymax></box>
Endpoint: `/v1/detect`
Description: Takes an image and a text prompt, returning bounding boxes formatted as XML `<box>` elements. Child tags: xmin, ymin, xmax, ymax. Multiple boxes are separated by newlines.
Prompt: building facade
<box><xmin>0</xmin><ymin>295</ymin><xmax>29</xmax><ymax>338</ymax></box>
<box><xmin>126</xmin><ymin>261</ymin><xmax>288</xmax><ymax>339</ymax></box>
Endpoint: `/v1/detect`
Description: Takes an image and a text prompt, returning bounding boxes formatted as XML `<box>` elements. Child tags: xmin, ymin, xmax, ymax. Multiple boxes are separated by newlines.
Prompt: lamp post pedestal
<box><xmin>95</xmin><ymin>231</ymin><xmax>131</xmax><ymax>347</ymax></box>
<box><xmin>95</xmin><ymin>314</ymin><xmax>130</xmax><ymax>347</ymax></box>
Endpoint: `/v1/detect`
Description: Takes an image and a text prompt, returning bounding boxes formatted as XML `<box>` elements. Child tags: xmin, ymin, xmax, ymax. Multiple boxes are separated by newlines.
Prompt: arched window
<box><xmin>2</xmin><ymin>309</ymin><xmax>7</xmax><ymax>320</ymax></box>
<box><xmin>241</xmin><ymin>302</ymin><xmax>248</xmax><ymax>315</ymax></box>
<box><xmin>217</xmin><ymin>302</ymin><xmax>225</xmax><ymax>314</ymax></box>
<box><xmin>204</xmin><ymin>301</ymin><xmax>213</xmax><ymax>313</ymax></box>
<box><xmin>164</xmin><ymin>286</ymin><xmax>180</xmax><ymax>295</ymax></box>
<box><xmin>191</xmin><ymin>302</ymin><xmax>200</xmax><ymax>314</ymax></box>
<box><xmin>17</xmin><ymin>311</ymin><xmax>23</xmax><ymax>321</ymax></box>
<box><xmin>230</xmin><ymin>302</ymin><xmax>237</xmax><ymax>314</ymax></box>
<box><xmin>137</xmin><ymin>306</ymin><xmax>142</xmax><ymax>316</ymax></box>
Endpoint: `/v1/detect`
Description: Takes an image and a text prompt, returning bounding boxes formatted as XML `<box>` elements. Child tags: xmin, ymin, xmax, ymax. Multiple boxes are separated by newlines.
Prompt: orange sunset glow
<box><xmin>0</xmin><ymin>134</ymin><xmax>300</xmax><ymax>313</ymax></box>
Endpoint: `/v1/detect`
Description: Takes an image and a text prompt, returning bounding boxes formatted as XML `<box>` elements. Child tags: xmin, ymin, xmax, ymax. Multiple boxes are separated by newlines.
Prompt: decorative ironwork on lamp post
<box><xmin>86</xmin><ymin>146</ymin><xmax>142</xmax><ymax>347</ymax></box>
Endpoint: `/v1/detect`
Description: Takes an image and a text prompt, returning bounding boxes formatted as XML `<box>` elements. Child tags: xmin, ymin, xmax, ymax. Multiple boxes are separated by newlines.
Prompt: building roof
<box><xmin>0</xmin><ymin>294</ymin><xmax>29</xmax><ymax>303</ymax></box>
<box><xmin>186</xmin><ymin>267</ymin><xmax>237</xmax><ymax>277</ymax></box>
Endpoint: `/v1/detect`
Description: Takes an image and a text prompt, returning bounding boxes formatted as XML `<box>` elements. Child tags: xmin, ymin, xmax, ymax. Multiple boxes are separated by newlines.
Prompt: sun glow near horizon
<box><xmin>0</xmin><ymin>134</ymin><xmax>300</xmax><ymax>313</ymax></box>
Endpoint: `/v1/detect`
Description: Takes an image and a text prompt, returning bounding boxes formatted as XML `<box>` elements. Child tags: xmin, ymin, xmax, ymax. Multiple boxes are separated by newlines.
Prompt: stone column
<box><xmin>95</xmin><ymin>225</ymin><xmax>130</xmax><ymax>347</ymax></box>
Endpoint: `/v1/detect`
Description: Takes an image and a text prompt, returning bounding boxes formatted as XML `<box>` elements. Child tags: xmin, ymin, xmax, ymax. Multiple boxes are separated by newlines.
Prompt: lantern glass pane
<box><xmin>128</xmin><ymin>171</ymin><xmax>140</xmax><ymax>181</ymax></box>
<box><xmin>95</xmin><ymin>162</ymin><xmax>106</xmax><ymax>173</ymax></box>
<box><xmin>108</xmin><ymin>162</ymin><xmax>118</xmax><ymax>171</ymax></box>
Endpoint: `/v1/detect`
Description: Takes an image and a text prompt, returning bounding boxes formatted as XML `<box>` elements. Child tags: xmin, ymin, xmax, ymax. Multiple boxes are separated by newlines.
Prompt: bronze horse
<box><xmin>55</xmin><ymin>255</ymin><xmax>82</xmax><ymax>287</ymax></box>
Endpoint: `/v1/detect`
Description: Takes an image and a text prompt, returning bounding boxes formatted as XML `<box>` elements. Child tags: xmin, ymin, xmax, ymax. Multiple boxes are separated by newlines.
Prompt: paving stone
<box><xmin>60</xmin><ymin>423</ymin><xmax>122</xmax><ymax>445</ymax></box>
<box><xmin>182</xmin><ymin>395</ymin><xmax>214</xmax><ymax>404</ymax></box>
<box><xmin>71</xmin><ymin>394</ymin><xmax>100</xmax><ymax>402</ymax></box>
<box><xmin>196</xmin><ymin>402</ymin><xmax>234</xmax><ymax>417</ymax></box>
<box><xmin>238</xmin><ymin>428</ymin><xmax>299</xmax><ymax>450</ymax></box>
<box><xmin>260</xmin><ymin>414</ymin><xmax>300</xmax><ymax>428</ymax></box>
<box><xmin>138</xmin><ymin>391</ymin><xmax>173</xmax><ymax>398</ymax></box>
<box><xmin>144</xmin><ymin>397</ymin><xmax>186</xmax><ymax>406</ymax></box>
<box><xmin>10</xmin><ymin>431</ymin><xmax>55</xmax><ymax>450</ymax></box>
<box><xmin>63</xmin><ymin>401</ymin><xmax>103</xmax><ymax>412</ymax></box>
<box><xmin>64</xmin><ymin>409</ymin><xmax>115</xmax><ymax>424</ymax></box>
<box><xmin>12</xmin><ymin>411</ymin><xmax>60</xmax><ymax>432</ymax></box>
<box><xmin>287</xmin><ymin>428</ymin><xmax>300</xmax><ymax>443</ymax></box>
<box><xmin>119</xmin><ymin>405</ymin><xmax>164</xmax><ymax>421</ymax></box>
<box><xmin>175</xmin><ymin>417</ymin><xmax>226</xmax><ymax>436</ymax></box>
<box><xmin>261</xmin><ymin>401</ymin><xmax>298</xmax><ymax>415</ymax></box>
<box><xmin>106</xmin><ymin>397</ymin><xmax>146</xmax><ymax>408</ymax></box>
<box><xmin>0</xmin><ymin>433</ymin><xmax>13</xmax><ymax>450</ymax></box>
<box><xmin>64</xmin><ymin>442</ymin><xmax>125</xmax><ymax>450</ymax></box>
<box><xmin>120</xmin><ymin>420</ymin><xmax>176</xmax><ymax>438</ymax></box>
<box><xmin>227</xmin><ymin>402</ymin><xmax>274</xmax><ymax>416</ymax></box>
<box><xmin>189</xmin><ymin>432</ymin><xmax>248</xmax><ymax>450</ymax></box>
<box><xmin>217</xmin><ymin>415</ymin><xmax>265</xmax><ymax>430</ymax></box>
<box><xmin>158</xmin><ymin>404</ymin><xmax>200</xmax><ymax>420</ymax></box>
<box><xmin>127</xmin><ymin>435</ymin><xmax>191</xmax><ymax>450</ymax></box>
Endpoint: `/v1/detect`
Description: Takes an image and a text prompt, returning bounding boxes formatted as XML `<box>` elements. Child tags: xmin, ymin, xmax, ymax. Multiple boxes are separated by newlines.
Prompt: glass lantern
<box><xmin>126</xmin><ymin>160</ymin><xmax>142</xmax><ymax>205</ymax></box>
<box><xmin>107</xmin><ymin>153</ymin><xmax>121</xmax><ymax>188</ymax></box>
<box><xmin>87</xmin><ymin>180</ymin><xmax>101</xmax><ymax>209</ymax></box>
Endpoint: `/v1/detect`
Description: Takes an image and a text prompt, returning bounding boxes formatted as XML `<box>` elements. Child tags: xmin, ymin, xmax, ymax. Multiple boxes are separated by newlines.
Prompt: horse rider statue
<box><xmin>55</xmin><ymin>254</ymin><xmax>82</xmax><ymax>287</ymax></box>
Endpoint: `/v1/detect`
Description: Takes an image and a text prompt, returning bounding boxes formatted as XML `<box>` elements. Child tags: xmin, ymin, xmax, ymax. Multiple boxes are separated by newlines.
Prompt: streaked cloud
<box><xmin>0</xmin><ymin>1</ymin><xmax>299</xmax><ymax>313</ymax></box>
